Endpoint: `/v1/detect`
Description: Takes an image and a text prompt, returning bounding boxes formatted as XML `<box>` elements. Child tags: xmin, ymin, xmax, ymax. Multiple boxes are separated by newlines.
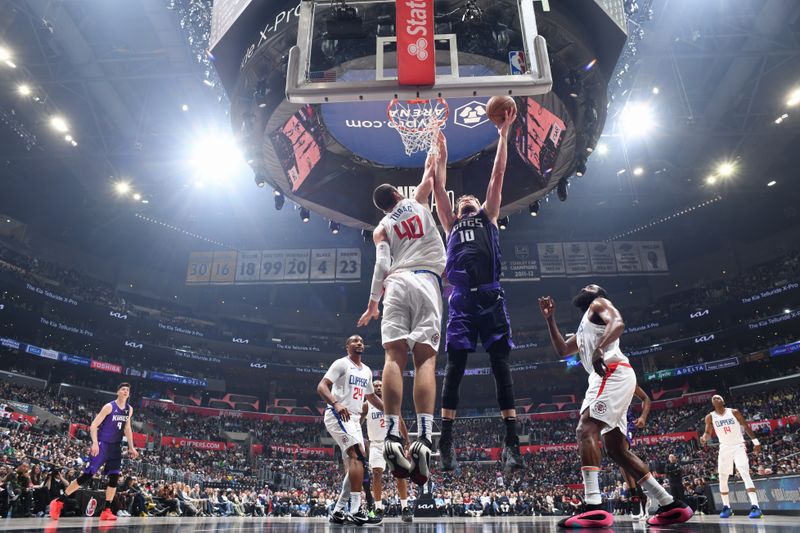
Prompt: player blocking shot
<box><xmin>50</xmin><ymin>382</ymin><xmax>138</xmax><ymax>521</ymax></box>
<box><xmin>362</xmin><ymin>380</ymin><xmax>413</xmax><ymax>523</ymax></box>
<box><xmin>701</xmin><ymin>394</ymin><xmax>763</xmax><ymax>519</ymax></box>
<box><xmin>539</xmin><ymin>286</ymin><xmax>693</xmax><ymax>528</ymax></box>
<box><xmin>317</xmin><ymin>335</ymin><xmax>385</xmax><ymax>525</ymax></box>
<box><xmin>357</xmin><ymin>147</ymin><xmax>447</xmax><ymax>487</ymax></box>
<box><xmin>430</xmin><ymin>108</ymin><xmax>524</xmax><ymax>472</ymax></box>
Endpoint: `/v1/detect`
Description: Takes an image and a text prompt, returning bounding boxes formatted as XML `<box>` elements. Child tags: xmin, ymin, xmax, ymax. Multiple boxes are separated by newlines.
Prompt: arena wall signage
<box><xmin>709</xmin><ymin>475</ymin><xmax>800</xmax><ymax>513</ymax></box>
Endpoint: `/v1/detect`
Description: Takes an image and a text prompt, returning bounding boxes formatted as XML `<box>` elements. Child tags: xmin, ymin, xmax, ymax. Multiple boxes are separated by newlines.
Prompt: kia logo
<box><xmin>417</xmin><ymin>503</ymin><xmax>434</xmax><ymax>509</ymax></box>
<box><xmin>232</xmin><ymin>338</ymin><xmax>249</xmax><ymax>344</ymax></box>
<box><xmin>690</xmin><ymin>309</ymin><xmax>709</xmax><ymax>319</ymax></box>
<box><xmin>250</xmin><ymin>363</ymin><xmax>267</xmax><ymax>368</ymax></box>
<box><xmin>125</xmin><ymin>341</ymin><xmax>143</xmax><ymax>349</ymax></box>
<box><xmin>694</xmin><ymin>335</ymin><xmax>715</xmax><ymax>343</ymax></box>
<box><xmin>109</xmin><ymin>311</ymin><xmax>128</xmax><ymax>320</ymax></box>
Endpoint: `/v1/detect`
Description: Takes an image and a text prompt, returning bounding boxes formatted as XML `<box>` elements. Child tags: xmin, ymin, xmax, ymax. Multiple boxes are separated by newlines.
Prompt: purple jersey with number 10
<box><xmin>98</xmin><ymin>401</ymin><xmax>130</xmax><ymax>443</ymax></box>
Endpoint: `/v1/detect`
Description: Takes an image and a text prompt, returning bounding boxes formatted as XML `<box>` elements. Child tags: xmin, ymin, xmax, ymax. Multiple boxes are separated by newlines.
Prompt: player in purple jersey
<box><xmin>620</xmin><ymin>385</ymin><xmax>651</xmax><ymax>519</ymax></box>
<box><xmin>431</xmin><ymin>106</ymin><xmax>523</xmax><ymax>472</ymax></box>
<box><xmin>50</xmin><ymin>382</ymin><xmax>138</xmax><ymax>521</ymax></box>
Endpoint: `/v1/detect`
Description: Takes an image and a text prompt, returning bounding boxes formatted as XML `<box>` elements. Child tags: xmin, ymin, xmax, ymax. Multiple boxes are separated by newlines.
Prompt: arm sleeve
<box><xmin>369</xmin><ymin>241</ymin><xmax>391</xmax><ymax>302</ymax></box>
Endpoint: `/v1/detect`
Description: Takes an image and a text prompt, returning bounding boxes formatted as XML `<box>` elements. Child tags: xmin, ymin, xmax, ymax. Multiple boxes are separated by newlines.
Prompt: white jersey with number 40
<box><xmin>379</xmin><ymin>198</ymin><xmax>446</xmax><ymax>275</ymax></box>
<box><xmin>366</xmin><ymin>404</ymin><xmax>387</xmax><ymax>442</ymax></box>
<box><xmin>711</xmin><ymin>408</ymin><xmax>745</xmax><ymax>447</ymax></box>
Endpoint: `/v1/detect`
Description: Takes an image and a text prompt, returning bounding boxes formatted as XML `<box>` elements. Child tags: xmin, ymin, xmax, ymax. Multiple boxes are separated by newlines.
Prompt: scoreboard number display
<box><xmin>187</xmin><ymin>248</ymin><xmax>363</xmax><ymax>285</ymax></box>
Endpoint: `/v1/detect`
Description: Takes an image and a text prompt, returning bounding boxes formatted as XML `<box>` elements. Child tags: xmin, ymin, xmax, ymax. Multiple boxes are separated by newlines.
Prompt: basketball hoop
<box><xmin>387</xmin><ymin>98</ymin><xmax>448</xmax><ymax>157</ymax></box>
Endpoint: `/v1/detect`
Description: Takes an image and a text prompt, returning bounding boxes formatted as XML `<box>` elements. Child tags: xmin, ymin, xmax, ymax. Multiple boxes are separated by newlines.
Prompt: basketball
<box><xmin>486</xmin><ymin>96</ymin><xmax>517</xmax><ymax>126</ymax></box>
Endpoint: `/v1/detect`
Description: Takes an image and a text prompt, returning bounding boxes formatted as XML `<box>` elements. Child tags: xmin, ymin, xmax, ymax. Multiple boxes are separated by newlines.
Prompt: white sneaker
<box><xmin>384</xmin><ymin>436</ymin><xmax>414</xmax><ymax>479</ymax></box>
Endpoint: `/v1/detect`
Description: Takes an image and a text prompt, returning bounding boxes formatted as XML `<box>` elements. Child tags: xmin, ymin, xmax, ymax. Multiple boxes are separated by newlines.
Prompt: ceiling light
<box><xmin>529</xmin><ymin>201</ymin><xmax>540</xmax><ymax>217</ymax></box>
<box><xmin>141</xmin><ymin>199</ymin><xmax>149</xmax><ymax>204</ymax></box>
<box><xmin>115</xmin><ymin>181</ymin><xmax>131</xmax><ymax>195</ymax></box>
<box><xmin>705</xmin><ymin>175</ymin><xmax>717</xmax><ymax>185</ymax></box>
<box><xmin>785</xmin><ymin>309</ymin><xmax>791</xmax><ymax>314</ymax></box>
<box><xmin>498</xmin><ymin>216</ymin><xmax>509</xmax><ymax>230</ymax></box>
<box><xmin>254</xmin><ymin>174</ymin><xmax>266</xmax><ymax>188</ymax></box>
<box><xmin>18</xmin><ymin>84</ymin><xmax>31</xmax><ymax>96</ymax></box>
<box><xmin>584</xmin><ymin>58</ymin><xmax>597</xmax><ymax>71</ymax></box>
<box><xmin>274</xmin><ymin>193</ymin><xmax>285</xmax><ymax>210</ymax></box>
<box><xmin>716</xmin><ymin>162</ymin><xmax>736</xmax><ymax>177</ymax></box>
<box><xmin>787</xmin><ymin>88</ymin><xmax>800</xmax><ymax>107</ymax></box>
<box><xmin>633</xmin><ymin>166</ymin><xmax>644</xmax><ymax>176</ymax></box>
<box><xmin>133</xmin><ymin>193</ymin><xmax>142</xmax><ymax>201</ymax></box>
<box><xmin>64</xmin><ymin>135</ymin><xmax>73</xmax><ymax>142</ymax></box>
<box><xmin>181</xmin><ymin>104</ymin><xmax>189</xmax><ymax>111</ymax></box>
<box><xmin>70</xmin><ymin>140</ymin><xmax>78</xmax><ymax>147</ymax></box>
<box><xmin>191</xmin><ymin>132</ymin><xmax>243</xmax><ymax>182</ymax></box>
<box><xmin>616</xmin><ymin>169</ymin><xmax>626</xmax><ymax>175</ymax></box>
<box><xmin>300</xmin><ymin>208</ymin><xmax>310</xmax><ymax>223</ymax></box>
<box><xmin>50</xmin><ymin>116</ymin><xmax>69</xmax><ymax>133</ymax></box>
<box><xmin>596</xmin><ymin>143</ymin><xmax>608</xmax><ymax>156</ymax></box>
<box><xmin>652</xmin><ymin>86</ymin><xmax>660</xmax><ymax>95</ymax></box>
<box><xmin>0</xmin><ymin>47</ymin><xmax>10</xmax><ymax>62</ymax></box>
<box><xmin>575</xmin><ymin>157</ymin><xmax>587</xmax><ymax>177</ymax></box>
<box><xmin>767</xmin><ymin>180</ymin><xmax>776</xmax><ymax>187</ymax></box>
<box><xmin>557</xmin><ymin>178</ymin><xmax>569</xmax><ymax>201</ymax></box>
<box><xmin>619</xmin><ymin>102</ymin><xmax>656</xmax><ymax>137</ymax></box>
<box><xmin>329</xmin><ymin>221</ymin><xmax>340</xmax><ymax>234</ymax></box>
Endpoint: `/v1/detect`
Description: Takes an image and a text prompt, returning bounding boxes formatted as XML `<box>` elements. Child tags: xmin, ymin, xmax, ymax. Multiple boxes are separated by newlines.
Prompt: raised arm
<box><xmin>357</xmin><ymin>227</ymin><xmax>390</xmax><ymax>327</ymax></box>
<box><xmin>538</xmin><ymin>296</ymin><xmax>578</xmax><ymax>357</ymax></box>
<box><xmin>432</xmin><ymin>133</ymin><xmax>455</xmax><ymax>233</ymax></box>
<box><xmin>484</xmin><ymin>108</ymin><xmax>516</xmax><ymax>222</ymax></box>
<box><xmin>732</xmin><ymin>409</ymin><xmax>762</xmax><ymax>454</ymax></box>
<box><xmin>700</xmin><ymin>414</ymin><xmax>714</xmax><ymax>445</ymax></box>
<box><xmin>633</xmin><ymin>385</ymin><xmax>651</xmax><ymax>428</ymax></box>
<box><xmin>413</xmin><ymin>150</ymin><xmax>437</xmax><ymax>206</ymax></box>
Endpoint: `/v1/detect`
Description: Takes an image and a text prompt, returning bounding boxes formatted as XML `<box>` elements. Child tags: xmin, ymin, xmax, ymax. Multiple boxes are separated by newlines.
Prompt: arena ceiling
<box><xmin>0</xmin><ymin>0</ymin><xmax>799</xmax><ymax>266</ymax></box>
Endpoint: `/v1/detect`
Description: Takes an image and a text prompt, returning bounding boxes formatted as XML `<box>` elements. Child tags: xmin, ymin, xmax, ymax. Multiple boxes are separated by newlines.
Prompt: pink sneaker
<box><xmin>647</xmin><ymin>500</ymin><xmax>694</xmax><ymax>526</ymax></box>
<box><xmin>557</xmin><ymin>504</ymin><xmax>614</xmax><ymax>528</ymax></box>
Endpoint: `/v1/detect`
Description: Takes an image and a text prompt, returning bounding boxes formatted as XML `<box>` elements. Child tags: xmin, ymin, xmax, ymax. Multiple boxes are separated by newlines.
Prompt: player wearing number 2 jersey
<box><xmin>50</xmin><ymin>383</ymin><xmax>138</xmax><ymax>521</ymax></box>
<box><xmin>358</xmin><ymin>142</ymin><xmax>446</xmax><ymax>487</ymax></box>
<box><xmin>318</xmin><ymin>335</ymin><xmax>385</xmax><ymax>525</ymax></box>
<box><xmin>431</xmin><ymin>108</ymin><xmax>523</xmax><ymax>474</ymax></box>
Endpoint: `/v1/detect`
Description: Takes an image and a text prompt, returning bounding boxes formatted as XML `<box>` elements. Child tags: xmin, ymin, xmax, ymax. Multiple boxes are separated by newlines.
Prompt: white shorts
<box><xmin>324</xmin><ymin>410</ymin><xmax>364</xmax><ymax>454</ymax></box>
<box><xmin>369</xmin><ymin>440</ymin><xmax>386</xmax><ymax>471</ymax></box>
<box><xmin>718</xmin><ymin>443</ymin><xmax>750</xmax><ymax>477</ymax></box>
<box><xmin>381</xmin><ymin>270</ymin><xmax>442</xmax><ymax>351</ymax></box>
<box><xmin>580</xmin><ymin>362</ymin><xmax>636</xmax><ymax>436</ymax></box>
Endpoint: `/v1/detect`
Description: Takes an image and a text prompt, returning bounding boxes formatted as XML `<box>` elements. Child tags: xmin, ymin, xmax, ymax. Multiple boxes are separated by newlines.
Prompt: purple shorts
<box><xmin>83</xmin><ymin>441</ymin><xmax>123</xmax><ymax>476</ymax></box>
<box><xmin>626</xmin><ymin>410</ymin><xmax>637</xmax><ymax>446</ymax></box>
<box><xmin>445</xmin><ymin>287</ymin><xmax>513</xmax><ymax>352</ymax></box>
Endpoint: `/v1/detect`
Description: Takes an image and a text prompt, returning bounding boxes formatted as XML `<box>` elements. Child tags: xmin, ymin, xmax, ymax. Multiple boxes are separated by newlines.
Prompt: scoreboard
<box><xmin>186</xmin><ymin>249</ymin><xmax>361</xmax><ymax>285</ymax></box>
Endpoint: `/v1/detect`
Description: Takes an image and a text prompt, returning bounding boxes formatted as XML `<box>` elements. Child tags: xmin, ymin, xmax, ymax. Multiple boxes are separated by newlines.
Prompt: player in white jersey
<box><xmin>701</xmin><ymin>394</ymin><xmax>763</xmax><ymax>519</ymax></box>
<box><xmin>361</xmin><ymin>380</ymin><xmax>413</xmax><ymax>523</ymax></box>
<box><xmin>358</xmin><ymin>139</ymin><xmax>446</xmax><ymax>486</ymax></box>
<box><xmin>540</xmin><ymin>285</ymin><xmax>693</xmax><ymax>528</ymax></box>
<box><xmin>317</xmin><ymin>335</ymin><xmax>384</xmax><ymax>525</ymax></box>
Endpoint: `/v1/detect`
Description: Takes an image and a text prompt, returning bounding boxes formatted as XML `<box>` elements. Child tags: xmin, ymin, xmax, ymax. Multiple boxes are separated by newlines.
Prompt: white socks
<box><xmin>581</xmin><ymin>467</ymin><xmax>602</xmax><ymax>505</ymax></box>
<box><xmin>721</xmin><ymin>492</ymin><xmax>730</xmax><ymax>506</ymax></box>
<box><xmin>386</xmin><ymin>415</ymin><xmax>402</xmax><ymax>439</ymax></box>
<box><xmin>639</xmin><ymin>474</ymin><xmax>674</xmax><ymax>506</ymax></box>
<box><xmin>335</xmin><ymin>474</ymin><xmax>350</xmax><ymax>511</ymax></box>
<box><xmin>375</xmin><ymin>501</ymin><xmax>383</xmax><ymax>510</ymax></box>
<box><xmin>401</xmin><ymin>498</ymin><xmax>408</xmax><ymax>509</ymax></box>
<box><xmin>417</xmin><ymin>413</ymin><xmax>434</xmax><ymax>441</ymax></box>
<box><xmin>747</xmin><ymin>491</ymin><xmax>759</xmax><ymax>506</ymax></box>
<box><xmin>349</xmin><ymin>493</ymin><xmax>361</xmax><ymax>513</ymax></box>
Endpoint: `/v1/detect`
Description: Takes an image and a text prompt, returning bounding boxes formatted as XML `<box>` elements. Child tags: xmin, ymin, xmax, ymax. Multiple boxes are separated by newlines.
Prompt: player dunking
<box><xmin>700</xmin><ymin>394</ymin><xmax>763</xmax><ymax>519</ymax></box>
<box><xmin>358</xmin><ymin>147</ymin><xmax>446</xmax><ymax>486</ymax></box>
<box><xmin>362</xmin><ymin>380</ymin><xmax>413</xmax><ymax>523</ymax></box>
<box><xmin>50</xmin><ymin>382</ymin><xmax>138</xmax><ymax>521</ymax></box>
<box><xmin>317</xmin><ymin>335</ymin><xmax>385</xmax><ymax>525</ymax></box>
<box><xmin>430</xmin><ymin>111</ymin><xmax>523</xmax><ymax>472</ymax></box>
<box><xmin>539</xmin><ymin>286</ymin><xmax>693</xmax><ymax>528</ymax></box>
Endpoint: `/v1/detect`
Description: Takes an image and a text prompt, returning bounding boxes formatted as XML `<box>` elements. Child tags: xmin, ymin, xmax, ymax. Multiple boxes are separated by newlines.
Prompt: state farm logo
<box><xmin>408</xmin><ymin>38</ymin><xmax>428</xmax><ymax>61</ymax></box>
<box><xmin>453</xmin><ymin>101</ymin><xmax>489</xmax><ymax>128</ymax></box>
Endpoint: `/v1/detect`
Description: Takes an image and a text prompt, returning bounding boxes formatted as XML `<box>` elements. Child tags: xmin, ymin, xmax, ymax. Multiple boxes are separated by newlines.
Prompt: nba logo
<box><xmin>509</xmin><ymin>51</ymin><xmax>526</xmax><ymax>74</ymax></box>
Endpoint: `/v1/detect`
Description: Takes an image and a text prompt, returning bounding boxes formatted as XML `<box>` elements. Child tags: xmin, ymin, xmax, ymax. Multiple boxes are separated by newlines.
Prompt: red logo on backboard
<box><xmin>397</xmin><ymin>0</ymin><xmax>435</xmax><ymax>85</ymax></box>
<box><xmin>408</xmin><ymin>38</ymin><xmax>428</xmax><ymax>61</ymax></box>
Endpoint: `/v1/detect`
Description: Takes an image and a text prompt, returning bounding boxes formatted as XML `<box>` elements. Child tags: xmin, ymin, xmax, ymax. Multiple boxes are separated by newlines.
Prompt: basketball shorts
<box><xmin>324</xmin><ymin>409</ymin><xmax>364</xmax><ymax>454</ymax></box>
<box><xmin>381</xmin><ymin>270</ymin><xmax>442</xmax><ymax>351</ymax></box>
<box><xmin>580</xmin><ymin>362</ymin><xmax>636</xmax><ymax>436</ymax></box>
<box><xmin>83</xmin><ymin>441</ymin><xmax>123</xmax><ymax>476</ymax></box>
<box><xmin>369</xmin><ymin>440</ymin><xmax>386</xmax><ymax>471</ymax></box>
<box><xmin>718</xmin><ymin>443</ymin><xmax>750</xmax><ymax>477</ymax></box>
<box><xmin>446</xmin><ymin>287</ymin><xmax>513</xmax><ymax>352</ymax></box>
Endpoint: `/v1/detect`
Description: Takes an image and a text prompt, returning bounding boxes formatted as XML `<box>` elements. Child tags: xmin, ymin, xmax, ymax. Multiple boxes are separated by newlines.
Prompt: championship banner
<box><xmin>613</xmin><ymin>241</ymin><xmax>644</xmax><ymax>273</ymax></box>
<box><xmin>564</xmin><ymin>242</ymin><xmax>591</xmax><ymax>275</ymax></box>
<box><xmin>396</xmin><ymin>0</ymin><xmax>435</xmax><ymax>85</ymax></box>
<box><xmin>537</xmin><ymin>243</ymin><xmax>566</xmax><ymax>275</ymax></box>
<box><xmin>638</xmin><ymin>241</ymin><xmax>669</xmax><ymax>272</ymax></box>
<box><xmin>500</xmin><ymin>243</ymin><xmax>540</xmax><ymax>281</ymax></box>
<box><xmin>588</xmin><ymin>242</ymin><xmax>617</xmax><ymax>273</ymax></box>
<box><xmin>161</xmin><ymin>436</ymin><xmax>235</xmax><ymax>451</ymax></box>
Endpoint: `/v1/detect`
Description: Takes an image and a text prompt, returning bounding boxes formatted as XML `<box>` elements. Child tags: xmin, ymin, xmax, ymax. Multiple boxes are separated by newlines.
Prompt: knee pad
<box><xmin>106</xmin><ymin>474</ymin><xmax>120</xmax><ymax>488</ymax></box>
<box><xmin>76</xmin><ymin>473</ymin><xmax>94</xmax><ymax>486</ymax></box>
<box><xmin>442</xmin><ymin>350</ymin><xmax>469</xmax><ymax>410</ymax></box>
<box><xmin>489</xmin><ymin>345</ymin><xmax>515</xmax><ymax>410</ymax></box>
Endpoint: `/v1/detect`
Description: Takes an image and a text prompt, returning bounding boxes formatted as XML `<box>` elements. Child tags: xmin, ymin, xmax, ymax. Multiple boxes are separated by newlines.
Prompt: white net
<box><xmin>387</xmin><ymin>98</ymin><xmax>448</xmax><ymax>157</ymax></box>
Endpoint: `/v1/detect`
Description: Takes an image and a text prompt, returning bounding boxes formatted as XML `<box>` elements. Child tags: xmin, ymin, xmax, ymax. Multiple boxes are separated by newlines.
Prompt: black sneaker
<box><xmin>367</xmin><ymin>508</ymin><xmax>383</xmax><ymax>524</ymax></box>
<box><xmin>384</xmin><ymin>435</ymin><xmax>413</xmax><ymax>479</ymax></box>
<box><xmin>409</xmin><ymin>437</ymin><xmax>432</xmax><ymax>485</ymax></box>
<box><xmin>401</xmin><ymin>506</ymin><xmax>413</xmax><ymax>523</ymax></box>
<box><xmin>346</xmin><ymin>508</ymin><xmax>369</xmax><ymax>526</ymax></box>
<box><xmin>501</xmin><ymin>445</ymin><xmax>524</xmax><ymax>472</ymax></box>
<box><xmin>329</xmin><ymin>509</ymin><xmax>346</xmax><ymax>524</ymax></box>
<box><xmin>438</xmin><ymin>439</ymin><xmax>457</xmax><ymax>472</ymax></box>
